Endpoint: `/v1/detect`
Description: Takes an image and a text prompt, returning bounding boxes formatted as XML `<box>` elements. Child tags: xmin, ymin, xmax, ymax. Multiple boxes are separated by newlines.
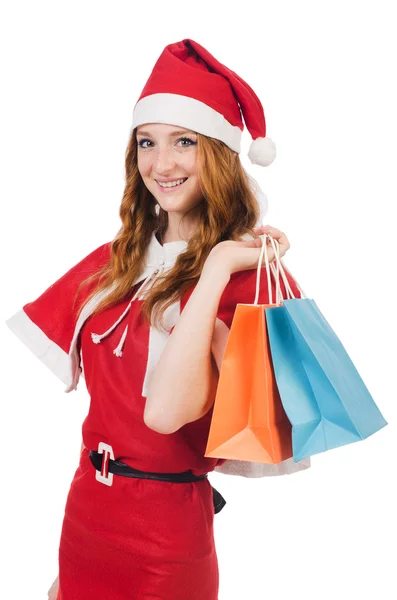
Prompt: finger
<box><xmin>261</xmin><ymin>225</ymin><xmax>282</xmax><ymax>236</ymax></box>
<box><xmin>274</xmin><ymin>232</ymin><xmax>290</xmax><ymax>251</ymax></box>
<box><xmin>259</xmin><ymin>245</ymin><xmax>275</xmax><ymax>265</ymax></box>
<box><xmin>263</xmin><ymin>228</ymin><xmax>290</xmax><ymax>250</ymax></box>
<box><xmin>222</xmin><ymin>240</ymin><xmax>260</xmax><ymax>252</ymax></box>
<box><xmin>242</xmin><ymin>237</ymin><xmax>262</xmax><ymax>247</ymax></box>
<box><xmin>252</xmin><ymin>226</ymin><xmax>269</xmax><ymax>236</ymax></box>
<box><xmin>255</xmin><ymin>225</ymin><xmax>284</xmax><ymax>241</ymax></box>
<box><xmin>269</xmin><ymin>241</ymin><xmax>290</xmax><ymax>260</ymax></box>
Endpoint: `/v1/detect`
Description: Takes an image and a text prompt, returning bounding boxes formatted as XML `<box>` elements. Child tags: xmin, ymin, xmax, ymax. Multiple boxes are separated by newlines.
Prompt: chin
<box><xmin>155</xmin><ymin>193</ymin><xmax>196</xmax><ymax>209</ymax></box>
<box><xmin>157</xmin><ymin>202</ymin><xmax>191</xmax><ymax>213</ymax></box>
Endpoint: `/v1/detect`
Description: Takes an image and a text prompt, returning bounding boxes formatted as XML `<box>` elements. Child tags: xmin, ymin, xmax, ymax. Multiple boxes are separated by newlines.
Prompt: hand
<box><xmin>203</xmin><ymin>225</ymin><xmax>291</xmax><ymax>278</ymax></box>
<box><xmin>47</xmin><ymin>574</ymin><xmax>59</xmax><ymax>600</ymax></box>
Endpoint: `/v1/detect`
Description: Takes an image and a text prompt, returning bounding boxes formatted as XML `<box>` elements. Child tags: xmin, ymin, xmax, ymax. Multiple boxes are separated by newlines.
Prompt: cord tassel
<box><xmin>90</xmin><ymin>296</ymin><xmax>133</xmax><ymax>344</ymax></box>
<box><xmin>113</xmin><ymin>324</ymin><xmax>129</xmax><ymax>357</ymax></box>
<box><xmin>90</xmin><ymin>267</ymin><xmax>163</xmax><ymax>351</ymax></box>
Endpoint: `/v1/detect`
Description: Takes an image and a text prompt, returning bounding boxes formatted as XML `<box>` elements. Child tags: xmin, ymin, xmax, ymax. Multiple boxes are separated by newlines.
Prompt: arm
<box><xmin>47</xmin><ymin>576</ymin><xmax>59</xmax><ymax>600</ymax></box>
<box><xmin>144</xmin><ymin>227</ymin><xmax>291</xmax><ymax>434</ymax></box>
<box><xmin>144</xmin><ymin>262</ymin><xmax>230</xmax><ymax>434</ymax></box>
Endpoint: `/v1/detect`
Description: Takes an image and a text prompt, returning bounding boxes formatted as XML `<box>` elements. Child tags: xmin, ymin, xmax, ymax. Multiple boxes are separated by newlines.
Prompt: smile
<box><xmin>156</xmin><ymin>178</ymin><xmax>188</xmax><ymax>190</ymax></box>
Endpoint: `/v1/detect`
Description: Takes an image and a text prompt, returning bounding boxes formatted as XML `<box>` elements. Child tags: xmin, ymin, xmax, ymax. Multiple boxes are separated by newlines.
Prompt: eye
<box><xmin>137</xmin><ymin>136</ymin><xmax>197</xmax><ymax>149</ymax></box>
<box><xmin>177</xmin><ymin>137</ymin><xmax>197</xmax><ymax>147</ymax></box>
<box><xmin>137</xmin><ymin>138</ymin><xmax>152</xmax><ymax>149</ymax></box>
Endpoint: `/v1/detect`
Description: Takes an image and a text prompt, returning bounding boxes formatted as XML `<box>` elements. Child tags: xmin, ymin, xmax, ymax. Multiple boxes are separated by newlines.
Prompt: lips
<box><xmin>156</xmin><ymin>177</ymin><xmax>188</xmax><ymax>183</ymax></box>
<box><xmin>155</xmin><ymin>177</ymin><xmax>188</xmax><ymax>190</ymax></box>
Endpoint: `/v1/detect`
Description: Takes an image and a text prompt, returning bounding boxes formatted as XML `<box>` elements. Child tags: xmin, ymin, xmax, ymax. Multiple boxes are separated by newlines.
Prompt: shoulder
<box><xmin>50</xmin><ymin>241</ymin><xmax>112</xmax><ymax>291</ymax></box>
<box><xmin>16</xmin><ymin>240</ymin><xmax>113</xmax><ymax>331</ymax></box>
<box><xmin>70</xmin><ymin>241</ymin><xmax>112</xmax><ymax>273</ymax></box>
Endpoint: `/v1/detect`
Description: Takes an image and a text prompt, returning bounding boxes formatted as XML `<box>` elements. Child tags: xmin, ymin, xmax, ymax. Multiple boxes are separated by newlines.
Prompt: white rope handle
<box><xmin>268</xmin><ymin>236</ymin><xmax>295</xmax><ymax>299</ymax></box>
<box><xmin>269</xmin><ymin>240</ymin><xmax>283</xmax><ymax>304</ymax></box>
<box><xmin>253</xmin><ymin>234</ymin><xmax>308</xmax><ymax>305</ymax></box>
<box><xmin>267</xmin><ymin>234</ymin><xmax>308</xmax><ymax>300</ymax></box>
<box><xmin>254</xmin><ymin>232</ymin><xmax>272</xmax><ymax>305</ymax></box>
<box><xmin>254</xmin><ymin>234</ymin><xmax>282</xmax><ymax>305</ymax></box>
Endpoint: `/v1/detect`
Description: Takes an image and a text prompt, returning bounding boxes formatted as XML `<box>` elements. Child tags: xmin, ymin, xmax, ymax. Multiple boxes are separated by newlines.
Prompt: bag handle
<box><xmin>266</xmin><ymin>234</ymin><xmax>308</xmax><ymax>301</ymax></box>
<box><xmin>267</xmin><ymin>236</ymin><xmax>295</xmax><ymax>302</ymax></box>
<box><xmin>253</xmin><ymin>234</ymin><xmax>307</xmax><ymax>306</ymax></box>
<box><xmin>253</xmin><ymin>233</ymin><xmax>280</xmax><ymax>305</ymax></box>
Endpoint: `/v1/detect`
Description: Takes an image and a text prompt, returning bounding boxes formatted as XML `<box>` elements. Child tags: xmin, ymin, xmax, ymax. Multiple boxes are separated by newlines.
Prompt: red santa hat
<box><xmin>131</xmin><ymin>38</ymin><xmax>276</xmax><ymax>167</ymax></box>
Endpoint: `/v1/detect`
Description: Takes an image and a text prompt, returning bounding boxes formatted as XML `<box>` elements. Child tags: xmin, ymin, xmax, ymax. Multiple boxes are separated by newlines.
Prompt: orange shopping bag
<box><xmin>205</xmin><ymin>234</ymin><xmax>293</xmax><ymax>464</ymax></box>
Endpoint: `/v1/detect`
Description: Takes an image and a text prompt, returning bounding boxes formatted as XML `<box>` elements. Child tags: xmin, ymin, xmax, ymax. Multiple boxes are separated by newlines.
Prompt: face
<box><xmin>136</xmin><ymin>123</ymin><xmax>203</xmax><ymax>218</ymax></box>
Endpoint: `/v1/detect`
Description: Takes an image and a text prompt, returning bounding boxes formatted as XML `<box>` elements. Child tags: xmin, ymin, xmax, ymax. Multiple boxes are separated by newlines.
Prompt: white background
<box><xmin>1</xmin><ymin>1</ymin><xmax>396</xmax><ymax>599</ymax></box>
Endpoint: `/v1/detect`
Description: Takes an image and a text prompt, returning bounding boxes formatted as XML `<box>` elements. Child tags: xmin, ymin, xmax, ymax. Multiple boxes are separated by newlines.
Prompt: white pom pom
<box><xmin>248</xmin><ymin>137</ymin><xmax>276</xmax><ymax>166</ymax></box>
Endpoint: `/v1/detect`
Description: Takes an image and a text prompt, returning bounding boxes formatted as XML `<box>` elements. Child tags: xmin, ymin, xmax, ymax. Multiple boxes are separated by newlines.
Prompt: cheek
<box><xmin>184</xmin><ymin>152</ymin><xmax>198</xmax><ymax>175</ymax></box>
<box><xmin>137</xmin><ymin>153</ymin><xmax>151</xmax><ymax>177</ymax></box>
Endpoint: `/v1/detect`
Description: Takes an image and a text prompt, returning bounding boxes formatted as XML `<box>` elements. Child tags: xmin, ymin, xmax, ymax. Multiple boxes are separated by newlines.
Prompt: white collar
<box><xmin>66</xmin><ymin>231</ymin><xmax>189</xmax><ymax>392</ymax></box>
<box><xmin>145</xmin><ymin>232</ymin><xmax>189</xmax><ymax>269</ymax></box>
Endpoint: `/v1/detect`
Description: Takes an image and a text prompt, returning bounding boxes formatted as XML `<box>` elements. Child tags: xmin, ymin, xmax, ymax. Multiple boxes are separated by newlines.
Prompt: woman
<box><xmin>7</xmin><ymin>39</ymin><xmax>309</xmax><ymax>600</ymax></box>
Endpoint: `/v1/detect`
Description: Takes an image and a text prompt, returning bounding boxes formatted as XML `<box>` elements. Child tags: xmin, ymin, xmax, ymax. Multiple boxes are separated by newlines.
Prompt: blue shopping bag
<box><xmin>259</xmin><ymin>234</ymin><xmax>388</xmax><ymax>463</ymax></box>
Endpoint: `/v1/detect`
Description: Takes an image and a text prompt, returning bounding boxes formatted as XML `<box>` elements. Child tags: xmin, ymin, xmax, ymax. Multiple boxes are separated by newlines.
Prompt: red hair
<box><xmin>75</xmin><ymin>129</ymin><xmax>260</xmax><ymax>331</ymax></box>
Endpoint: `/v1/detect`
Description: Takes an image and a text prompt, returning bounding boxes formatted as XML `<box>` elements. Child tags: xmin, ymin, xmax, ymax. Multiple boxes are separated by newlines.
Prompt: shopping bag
<box><xmin>265</xmin><ymin>236</ymin><xmax>388</xmax><ymax>462</ymax></box>
<box><xmin>205</xmin><ymin>234</ymin><xmax>293</xmax><ymax>463</ymax></box>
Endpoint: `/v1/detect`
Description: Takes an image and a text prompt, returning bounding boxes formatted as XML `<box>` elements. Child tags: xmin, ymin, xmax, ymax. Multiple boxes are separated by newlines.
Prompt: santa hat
<box><xmin>131</xmin><ymin>38</ymin><xmax>276</xmax><ymax>167</ymax></box>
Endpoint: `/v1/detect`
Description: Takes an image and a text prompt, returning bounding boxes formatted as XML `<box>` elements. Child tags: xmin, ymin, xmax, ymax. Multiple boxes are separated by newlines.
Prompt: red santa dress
<box><xmin>5</xmin><ymin>232</ymin><xmax>310</xmax><ymax>600</ymax></box>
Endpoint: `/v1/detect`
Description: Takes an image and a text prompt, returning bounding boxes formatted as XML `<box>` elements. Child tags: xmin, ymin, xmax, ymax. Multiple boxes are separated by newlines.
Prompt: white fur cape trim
<box><xmin>6</xmin><ymin>309</ymin><xmax>70</xmax><ymax>385</ymax></box>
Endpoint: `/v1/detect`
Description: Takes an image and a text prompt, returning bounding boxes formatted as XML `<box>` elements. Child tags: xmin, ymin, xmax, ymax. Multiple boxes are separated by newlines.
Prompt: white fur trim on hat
<box><xmin>132</xmin><ymin>93</ymin><xmax>242</xmax><ymax>153</ymax></box>
<box><xmin>248</xmin><ymin>137</ymin><xmax>276</xmax><ymax>166</ymax></box>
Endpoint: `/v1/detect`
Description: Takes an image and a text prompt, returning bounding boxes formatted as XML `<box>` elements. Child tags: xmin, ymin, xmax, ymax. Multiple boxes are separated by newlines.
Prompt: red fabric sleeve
<box><xmin>6</xmin><ymin>242</ymin><xmax>112</xmax><ymax>384</ymax></box>
<box><xmin>23</xmin><ymin>243</ymin><xmax>111</xmax><ymax>353</ymax></box>
<box><xmin>176</xmin><ymin>261</ymin><xmax>302</xmax><ymax>330</ymax></box>
<box><xmin>217</xmin><ymin>262</ymin><xmax>302</xmax><ymax>329</ymax></box>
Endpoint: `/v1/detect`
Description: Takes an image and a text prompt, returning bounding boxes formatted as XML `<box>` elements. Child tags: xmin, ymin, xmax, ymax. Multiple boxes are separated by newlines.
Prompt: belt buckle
<box><xmin>96</xmin><ymin>442</ymin><xmax>115</xmax><ymax>487</ymax></box>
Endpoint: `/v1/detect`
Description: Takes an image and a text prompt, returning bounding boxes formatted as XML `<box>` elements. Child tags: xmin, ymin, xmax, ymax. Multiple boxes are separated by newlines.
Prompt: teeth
<box><xmin>158</xmin><ymin>178</ymin><xmax>187</xmax><ymax>188</ymax></box>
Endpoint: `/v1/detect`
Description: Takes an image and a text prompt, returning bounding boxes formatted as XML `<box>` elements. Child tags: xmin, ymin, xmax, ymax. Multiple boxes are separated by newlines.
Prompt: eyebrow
<box><xmin>136</xmin><ymin>129</ymin><xmax>197</xmax><ymax>137</ymax></box>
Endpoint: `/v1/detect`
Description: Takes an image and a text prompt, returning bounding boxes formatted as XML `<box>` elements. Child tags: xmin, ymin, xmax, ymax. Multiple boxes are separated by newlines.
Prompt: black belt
<box><xmin>89</xmin><ymin>450</ymin><xmax>226</xmax><ymax>514</ymax></box>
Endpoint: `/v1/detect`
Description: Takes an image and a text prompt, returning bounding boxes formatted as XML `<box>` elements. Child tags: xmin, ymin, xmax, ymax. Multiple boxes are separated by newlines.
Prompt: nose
<box><xmin>152</xmin><ymin>145</ymin><xmax>177</xmax><ymax>174</ymax></box>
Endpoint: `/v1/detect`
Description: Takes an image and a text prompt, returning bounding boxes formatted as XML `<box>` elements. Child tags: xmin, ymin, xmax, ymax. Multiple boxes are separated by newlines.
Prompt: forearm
<box><xmin>144</xmin><ymin>265</ymin><xmax>230</xmax><ymax>433</ymax></box>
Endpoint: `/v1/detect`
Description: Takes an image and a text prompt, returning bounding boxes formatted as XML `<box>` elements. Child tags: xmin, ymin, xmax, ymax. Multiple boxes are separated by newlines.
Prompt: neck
<box><xmin>160</xmin><ymin>212</ymin><xmax>198</xmax><ymax>244</ymax></box>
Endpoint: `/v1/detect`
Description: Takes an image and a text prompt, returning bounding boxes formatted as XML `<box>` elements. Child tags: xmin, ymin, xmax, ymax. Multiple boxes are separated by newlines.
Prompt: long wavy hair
<box><xmin>74</xmin><ymin>128</ymin><xmax>261</xmax><ymax>331</ymax></box>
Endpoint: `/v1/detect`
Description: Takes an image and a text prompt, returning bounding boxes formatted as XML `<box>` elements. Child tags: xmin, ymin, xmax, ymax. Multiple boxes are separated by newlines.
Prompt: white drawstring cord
<box><xmin>90</xmin><ymin>266</ymin><xmax>164</xmax><ymax>356</ymax></box>
<box><xmin>113</xmin><ymin>324</ymin><xmax>129</xmax><ymax>357</ymax></box>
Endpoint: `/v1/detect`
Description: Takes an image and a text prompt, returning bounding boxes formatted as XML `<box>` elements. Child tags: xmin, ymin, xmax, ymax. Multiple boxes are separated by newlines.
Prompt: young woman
<box><xmin>7</xmin><ymin>39</ymin><xmax>310</xmax><ymax>600</ymax></box>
